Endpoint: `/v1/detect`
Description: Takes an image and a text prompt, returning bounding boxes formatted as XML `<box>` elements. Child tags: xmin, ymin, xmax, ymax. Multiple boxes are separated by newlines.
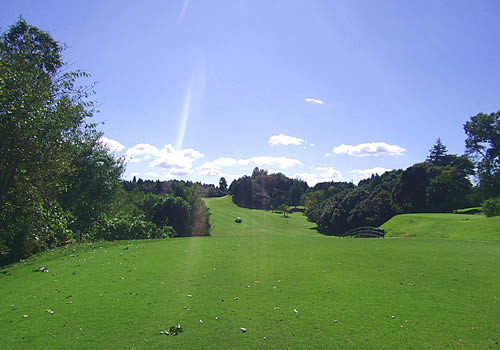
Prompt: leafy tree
<box><xmin>395</xmin><ymin>163</ymin><xmax>429</xmax><ymax>212</ymax></box>
<box><xmin>219</xmin><ymin>177</ymin><xmax>228</xmax><ymax>193</ymax></box>
<box><xmin>482</xmin><ymin>197</ymin><xmax>500</xmax><ymax>217</ymax></box>
<box><xmin>464</xmin><ymin>111</ymin><xmax>500</xmax><ymax>198</ymax></box>
<box><xmin>304</xmin><ymin>190</ymin><xmax>324</xmax><ymax>210</ymax></box>
<box><xmin>278</xmin><ymin>204</ymin><xmax>290</xmax><ymax>217</ymax></box>
<box><xmin>59</xmin><ymin>132</ymin><xmax>124</xmax><ymax>234</ymax></box>
<box><xmin>0</xmin><ymin>19</ymin><xmax>123</xmax><ymax>265</ymax></box>
<box><xmin>427</xmin><ymin>138</ymin><xmax>448</xmax><ymax>165</ymax></box>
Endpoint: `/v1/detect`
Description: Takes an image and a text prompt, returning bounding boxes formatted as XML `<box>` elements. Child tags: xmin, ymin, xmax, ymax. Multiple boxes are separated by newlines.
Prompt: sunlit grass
<box><xmin>0</xmin><ymin>196</ymin><xmax>498</xmax><ymax>349</ymax></box>
<box><xmin>382</xmin><ymin>213</ymin><xmax>500</xmax><ymax>242</ymax></box>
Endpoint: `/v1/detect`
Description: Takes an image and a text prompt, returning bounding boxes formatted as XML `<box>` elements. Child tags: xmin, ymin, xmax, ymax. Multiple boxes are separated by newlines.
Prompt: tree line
<box><xmin>229</xmin><ymin>167</ymin><xmax>308</xmax><ymax>210</ymax></box>
<box><xmin>228</xmin><ymin>118</ymin><xmax>499</xmax><ymax>235</ymax></box>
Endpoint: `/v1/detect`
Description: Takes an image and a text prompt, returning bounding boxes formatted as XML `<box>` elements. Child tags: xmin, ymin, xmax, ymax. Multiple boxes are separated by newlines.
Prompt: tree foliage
<box><xmin>229</xmin><ymin>168</ymin><xmax>307</xmax><ymax>210</ymax></box>
<box><xmin>427</xmin><ymin>138</ymin><xmax>448</xmax><ymax>165</ymax></box>
<box><xmin>464</xmin><ymin>111</ymin><xmax>500</xmax><ymax>198</ymax></box>
<box><xmin>482</xmin><ymin>197</ymin><xmax>500</xmax><ymax>217</ymax></box>
<box><xmin>118</xmin><ymin>180</ymin><xmax>211</xmax><ymax>238</ymax></box>
<box><xmin>0</xmin><ymin>19</ymin><xmax>123</xmax><ymax>265</ymax></box>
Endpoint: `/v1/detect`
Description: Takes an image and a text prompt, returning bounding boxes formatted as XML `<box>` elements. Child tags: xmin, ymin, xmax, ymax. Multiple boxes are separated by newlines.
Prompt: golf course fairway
<box><xmin>0</xmin><ymin>196</ymin><xmax>498</xmax><ymax>349</ymax></box>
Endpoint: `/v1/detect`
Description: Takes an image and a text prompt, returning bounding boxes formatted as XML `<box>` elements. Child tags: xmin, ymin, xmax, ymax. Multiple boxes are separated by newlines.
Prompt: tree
<box><xmin>427</xmin><ymin>138</ymin><xmax>448</xmax><ymax>165</ymax></box>
<box><xmin>288</xmin><ymin>179</ymin><xmax>305</xmax><ymax>208</ymax></box>
<box><xmin>0</xmin><ymin>19</ymin><xmax>123</xmax><ymax>265</ymax></box>
<box><xmin>464</xmin><ymin>111</ymin><xmax>500</xmax><ymax>198</ymax></box>
<box><xmin>219</xmin><ymin>177</ymin><xmax>228</xmax><ymax>193</ymax></box>
<box><xmin>278</xmin><ymin>204</ymin><xmax>290</xmax><ymax>218</ymax></box>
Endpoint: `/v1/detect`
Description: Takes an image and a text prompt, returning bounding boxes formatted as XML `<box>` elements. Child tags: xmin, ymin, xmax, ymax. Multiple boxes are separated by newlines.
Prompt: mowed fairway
<box><xmin>0</xmin><ymin>196</ymin><xmax>499</xmax><ymax>349</ymax></box>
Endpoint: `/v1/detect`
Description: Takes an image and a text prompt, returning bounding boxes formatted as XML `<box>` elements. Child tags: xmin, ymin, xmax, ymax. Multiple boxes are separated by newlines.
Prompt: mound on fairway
<box><xmin>382</xmin><ymin>213</ymin><xmax>500</xmax><ymax>242</ymax></box>
<box><xmin>0</xmin><ymin>196</ymin><xmax>499</xmax><ymax>349</ymax></box>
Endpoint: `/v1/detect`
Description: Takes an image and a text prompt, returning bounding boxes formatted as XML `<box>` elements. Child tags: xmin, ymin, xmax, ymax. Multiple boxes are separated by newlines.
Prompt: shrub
<box><xmin>482</xmin><ymin>197</ymin><xmax>500</xmax><ymax>217</ymax></box>
<box><xmin>89</xmin><ymin>214</ymin><xmax>173</xmax><ymax>241</ymax></box>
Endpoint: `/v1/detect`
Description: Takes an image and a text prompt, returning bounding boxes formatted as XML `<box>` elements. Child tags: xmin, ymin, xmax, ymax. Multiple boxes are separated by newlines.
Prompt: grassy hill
<box><xmin>382</xmin><ymin>213</ymin><xmax>500</xmax><ymax>242</ymax></box>
<box><xmin>0</xmin><ymin>196</ymin><xmax>499</xmax><ymax>349</ymax></box>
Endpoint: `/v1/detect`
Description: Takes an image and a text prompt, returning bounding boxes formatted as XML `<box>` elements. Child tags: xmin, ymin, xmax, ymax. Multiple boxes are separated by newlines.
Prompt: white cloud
<box><xmin>199</xmin><ymin>168</ymin><xmax>223</xmax><ymax>177</ymax></box>
<box><xmin>295</xmin><ymin>167</ymin><xmax>344</xmax><ymax>186</ymax></box>
<box><xmin>269</xmin><ymin>134</ymin><xmax>304</xmax><ymax>146</ymax></box>
<box><xmin>310</xmin><ymin>143</ymin><xmax>315</xmax><ymax>147</ymax></box>
<box><xmin>198</xmin><ymin>157</ymin><xmax>238</xmax><ymax>177</ymax></box>
<box><xmin>125</xmin><ymin>143</ymin><xmax>160</xmax><ymax>163</ymax></box>
<box><xmin>150</xmin><ymin>144</ymin><xmax>203</xmax><ymax>172</ymax></box>
<box><xmin>239</xmin><ymin>156</ymin><xmax>302</xmax><ymax>169</ymax></box>
<box><xmin>324</xmin><ymin>152</ymin><xmax>330</xmax><ymax>158</ymax></box>
<box><xmin>167</xmin><ymin>168</ymin><xmax>193</xmax><ymax>177</ymax></box>
<box><xmin>100</xmin><ymin>137</ymin><xmax>125</xmax><ymax>152</ymax></box>
<box><xmin>333</xmin><ymin>142</ymin><xmax>406</xmax><ymax>157</ymax></box>
<box><xmin>199</xmin><ymin>158</ymin><xmax>238</xmax><ymax>170</ymax></box>
<box><xmin>351</xmin><ymin>167</ymin><xmax>393</xmax><ymax>183</ymax></box>
<box><xmin>304</xmin><ymin>98</ymin><xmax>324</xmax><ymax>105</ymax></box>
<box><xmin>124</xmin><ymin>143</ymin><xmax>203</xmax><ymax>179</ymax></box>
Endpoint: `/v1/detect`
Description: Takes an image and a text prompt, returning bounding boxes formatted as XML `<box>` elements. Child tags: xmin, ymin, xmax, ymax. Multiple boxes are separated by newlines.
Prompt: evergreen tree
<box><xmin>427</xmin><ymin>138</ymin><xmax>448</xmax><ymax>165</ymax></box>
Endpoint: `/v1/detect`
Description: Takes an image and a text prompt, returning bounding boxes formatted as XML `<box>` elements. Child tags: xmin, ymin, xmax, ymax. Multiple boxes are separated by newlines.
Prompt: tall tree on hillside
<box><xmin>219</xmin><ymin>177</ymin><xmax>228</xmax><ymax>193</ymax></box>
<box><xmin>427</xmin><ymin>138</ymin><xmax>448</xmax><ymax>165</ymax></box>
<box><xmin>464</xmin><ymin>111</ymin><xmax>500</xmax><ymax>198</ymax></box>
<box><xmin>0</xmin><ymin>19</ymin><xmax>123</xmax><ymax>265</ymax></box>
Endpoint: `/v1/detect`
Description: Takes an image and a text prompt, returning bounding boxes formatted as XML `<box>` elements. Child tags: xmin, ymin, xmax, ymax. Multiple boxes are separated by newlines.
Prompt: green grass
<box><xmin>382</xmin><ymin>213</ymin><xmax>500</xmax><ymax>242</ymax></box>
<box><xmin>1</xmin><ymin>196</ymin><xmax>499</xmax><ymax>349</ymax></box>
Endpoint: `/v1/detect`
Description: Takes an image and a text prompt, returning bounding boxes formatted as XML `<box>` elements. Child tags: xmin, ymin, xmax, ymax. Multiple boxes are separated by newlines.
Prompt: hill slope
<box><xmin>382</xmin><ymin>213</ymin><xmax>500</xmax><ymax>242</ymax></box>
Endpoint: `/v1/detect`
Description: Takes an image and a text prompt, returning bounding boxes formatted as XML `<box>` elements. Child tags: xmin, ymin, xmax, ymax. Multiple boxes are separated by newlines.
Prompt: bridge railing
<box><xmin>341</xmin><ymin>226</ymin><xmax>385</xmax><ymax>238</ymax></box>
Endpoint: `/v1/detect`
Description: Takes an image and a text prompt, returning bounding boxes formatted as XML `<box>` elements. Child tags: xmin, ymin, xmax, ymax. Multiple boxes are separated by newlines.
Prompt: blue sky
<box><xmin>2</xmin><ymin>0</ymin><xmax>499</xmax><ymax>185</ymax></box>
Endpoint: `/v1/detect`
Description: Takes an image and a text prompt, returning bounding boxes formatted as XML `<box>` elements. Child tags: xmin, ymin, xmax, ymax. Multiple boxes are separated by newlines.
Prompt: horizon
<box><xmin>2</xmin><ymin>0</ymin><xmax>499</xmax><ymax>185</ymax></box>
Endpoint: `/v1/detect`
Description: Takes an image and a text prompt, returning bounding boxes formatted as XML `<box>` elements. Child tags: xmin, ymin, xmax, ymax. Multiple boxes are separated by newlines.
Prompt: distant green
<box><xmin>382</xmin><ymin>213</ymin><xmax>500</xmax><ymax>242</ymax></box>
<box><xmin>0</xmin><ymin>196</ymin><xmax>498</xmax><ymax>349</ymax></box>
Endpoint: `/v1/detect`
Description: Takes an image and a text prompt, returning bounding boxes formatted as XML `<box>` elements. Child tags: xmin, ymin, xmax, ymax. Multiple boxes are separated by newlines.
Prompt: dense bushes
<box><xmin>117</xmin><ymin>181</ymin><xmax>211</xmax><ymax>238</ymax></box>
<box><xmin>482</xmin><ymin>197</ymin><xmax>500</xmax><ymax>217</ymax></box>
<box><xmin>306</xmin><ymin>172</ymin><xmax>400</xmax><ymax>235</ymax></box>
<box><xmin>90</xmin><ymin>214</ymin><xmax>173</xmax><ymax>241</ymax></box>
<box><xmin>305</xmin><ymin>160</ymin><xmax>475</xmax><ymax>235</ymax></box>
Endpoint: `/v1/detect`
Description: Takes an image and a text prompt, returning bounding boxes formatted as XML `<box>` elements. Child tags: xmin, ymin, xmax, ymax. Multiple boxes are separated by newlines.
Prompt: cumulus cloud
<box><xmin>199</xmin><ymin>158</ymin><xmax>238</xmax><ymax>171</ymax></box>
<box><xmin>199</xmin><ymin>167</ymin><xmax>223</xmax><ymax>177</ymax></box>
<box><xmin>100</xmin><ymin>137</ymin><xmax>125</xmax><ymax>152</ymax></box>
<box><xmin>269</xmin><ymin>134</ymin><xmax>304</xmax><ymax>146</ymax></box>
<box><xmin>198</xmin><ymin>157</ymin><xmax>239</xmax><ymax>177</ymax></box>
<box><xmin>295</xmin><ymin>167</ymin><xmax>344</xmax><ymax>186</ymax></box>
<box><xmin>198</xmin><ymin>156</ymin><xmax>302</xmax><ymax>178</ymax></box>
<box><xmin>333</xmin><ymin>142</ymin><xmax>406</xmax><ymax>157</ymax></box>
<box><xmin>124</xmin><ymin>143</ymin><xmax>203</xmax><ymax>178</ymax></box>
<box><xmin>125</xmin><ymin>143</ymin><xmax>160</xmax><ymax>163</ymax></box>
<box><xmin>150</xmin><ymin>145</ymin><xmax>203</xmax><ymax>172</ymax></box>
<box><xmin>304</xmin><ymin>98</ymin><xmax>324</xmax><ymax>105</ymax></box>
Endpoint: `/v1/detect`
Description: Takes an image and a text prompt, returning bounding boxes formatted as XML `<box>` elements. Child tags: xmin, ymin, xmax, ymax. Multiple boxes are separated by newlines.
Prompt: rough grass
<box><xmin>381</xmin><ymin>213</ymin><xmax>500</xmax><ymax>242</ymax></box>
<box><xmin>0</xmin><ymin>196</ymin><xmax>499</xmax><ymax>349</ymax></box>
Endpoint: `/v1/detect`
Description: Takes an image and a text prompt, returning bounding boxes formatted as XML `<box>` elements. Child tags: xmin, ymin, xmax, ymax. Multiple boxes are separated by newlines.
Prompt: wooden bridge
<box><xmin>341</xmin><ymin>226</ymin><xmax>385</xmax><ymax>238</ymax></box>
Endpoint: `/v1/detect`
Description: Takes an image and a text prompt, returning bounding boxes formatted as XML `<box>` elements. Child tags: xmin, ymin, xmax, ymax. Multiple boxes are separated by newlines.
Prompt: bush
<box><xmin>89</xmin><ymin>214</ymin><xmax>173</xmax><ymax>241</ymax></box>
<box><xmin>482</xmin><ymin>197</ymin><xmax>500</xmax><ymax>217</ymax></box>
